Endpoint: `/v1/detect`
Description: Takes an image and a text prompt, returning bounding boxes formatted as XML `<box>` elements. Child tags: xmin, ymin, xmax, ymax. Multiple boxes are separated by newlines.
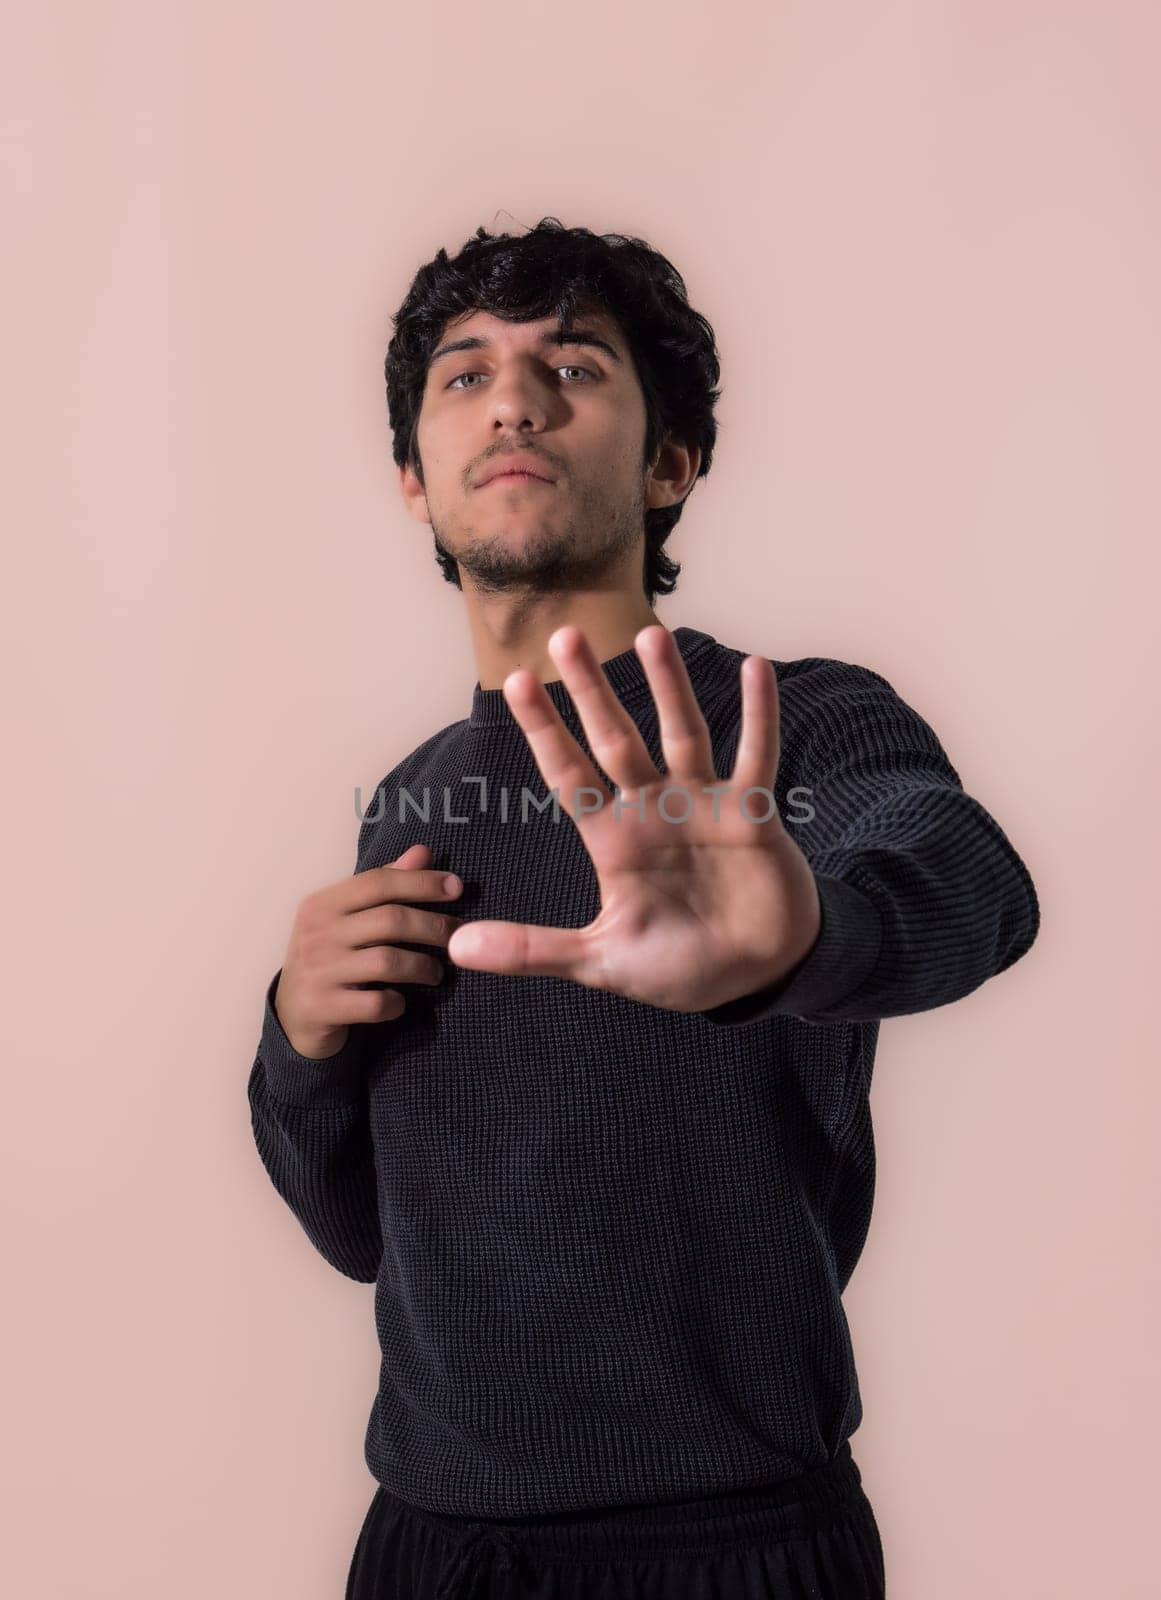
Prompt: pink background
<box><xmin>4</xmin><ymin>2</ymin><xmax>1157</xmax><ymax>1596</ymax></box>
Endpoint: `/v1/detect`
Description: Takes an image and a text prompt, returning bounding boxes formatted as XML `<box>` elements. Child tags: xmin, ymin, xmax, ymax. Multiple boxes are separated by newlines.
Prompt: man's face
<box><xmin>399</xmin><ymin>304</ymin><xmax>663</xmax><ymax>595</ymax></box>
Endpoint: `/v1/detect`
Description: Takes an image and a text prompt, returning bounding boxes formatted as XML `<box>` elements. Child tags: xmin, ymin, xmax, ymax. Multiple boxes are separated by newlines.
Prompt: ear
<box><xmin>645</xmin><ymin>438</ymin><xmax>702</xmax><ymax>511</ymax></box>
<box><xmin>399</xmin><ymin>459</ymin><xmax>432</xmax><ymax>525</ymax></box>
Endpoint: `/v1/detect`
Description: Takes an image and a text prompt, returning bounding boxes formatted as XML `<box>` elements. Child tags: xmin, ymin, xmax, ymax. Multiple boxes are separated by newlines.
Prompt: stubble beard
<box><xmin>431</xmin><ymin>483</ymin><xmax>646</xmax><ymax>598</ymax></box>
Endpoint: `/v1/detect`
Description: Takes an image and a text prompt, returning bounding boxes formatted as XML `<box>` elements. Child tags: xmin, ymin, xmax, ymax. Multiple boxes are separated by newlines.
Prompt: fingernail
<box><xmin>443</xmin><ymin>875</ymin><xmax>461</xmax><ymax>895</ymax></box>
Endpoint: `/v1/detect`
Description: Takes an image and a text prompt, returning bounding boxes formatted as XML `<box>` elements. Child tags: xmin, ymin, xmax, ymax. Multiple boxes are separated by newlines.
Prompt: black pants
<box><xmin>345</xmin><ymin>1442</ymin><xmax>886</xmax><ymax>1599</ymax></box>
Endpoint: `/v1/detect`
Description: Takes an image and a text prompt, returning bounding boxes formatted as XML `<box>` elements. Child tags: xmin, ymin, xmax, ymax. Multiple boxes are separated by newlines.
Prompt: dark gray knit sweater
<box><xmin>247</xmin><ymin>624</ymin><xmax>1039</xmax><ymax>1516</ymax></box>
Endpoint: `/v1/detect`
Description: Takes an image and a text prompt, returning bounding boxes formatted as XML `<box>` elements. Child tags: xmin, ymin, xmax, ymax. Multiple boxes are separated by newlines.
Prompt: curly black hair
<box><xmin>383</xmin><ymin>216</ymin><xmax>723</xmax><ymax>603</ymax></box>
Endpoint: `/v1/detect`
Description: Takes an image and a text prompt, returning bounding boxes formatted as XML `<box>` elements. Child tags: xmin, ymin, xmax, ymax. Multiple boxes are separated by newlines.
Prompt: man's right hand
<box><xmin>273</xmin><ymin>842</ymin><xmax>463</xmax><ymax>1059</ymax></box>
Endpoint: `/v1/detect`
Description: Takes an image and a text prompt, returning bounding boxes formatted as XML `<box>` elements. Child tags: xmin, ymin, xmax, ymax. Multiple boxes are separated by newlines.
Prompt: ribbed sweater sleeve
<box><xmin>245</xmin><ymin>811</ymin><xmax>388</xmax><ymax>1283</ymax></box>
<box><xmin>700</xmin><ymin>662</ymin><xmax>1040</xmax><ymax>1028</ymax></box>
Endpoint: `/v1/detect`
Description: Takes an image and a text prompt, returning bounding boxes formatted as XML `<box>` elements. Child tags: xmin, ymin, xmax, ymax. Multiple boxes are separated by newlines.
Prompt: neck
<box><xmin>464</xmin><ymin>588</ymin><xmax>662</xmax><ymax>691</ymax></box>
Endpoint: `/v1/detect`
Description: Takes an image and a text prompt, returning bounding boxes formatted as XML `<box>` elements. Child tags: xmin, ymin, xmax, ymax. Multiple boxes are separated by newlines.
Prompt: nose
<box><xmin>483</xmin><ymin>366</ymin><xmax>556</xmax><ymax>433</ymax></box>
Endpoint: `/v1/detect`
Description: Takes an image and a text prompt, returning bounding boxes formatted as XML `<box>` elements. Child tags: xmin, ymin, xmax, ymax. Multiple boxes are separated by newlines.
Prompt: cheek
<box><xmin>415</xmin><ymin>400</ymin><xmax>453</xmax><ymax>453</ymax></box>
<box><xmin>603</xmin><ymin>445</ymin><xmax>649</xmax><ymax>490</ymax></box>
<box><xmin>414</xmin><ymin>422</ymin><xmax>456</xmax><ymax>481</ymax></box>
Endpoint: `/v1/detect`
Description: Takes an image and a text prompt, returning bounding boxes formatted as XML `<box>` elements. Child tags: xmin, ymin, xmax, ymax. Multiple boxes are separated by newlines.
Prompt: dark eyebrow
<box><xmin>427</xmin><ymin>326</ymin><xmax>624</xmax><ymax>373</ymax></box>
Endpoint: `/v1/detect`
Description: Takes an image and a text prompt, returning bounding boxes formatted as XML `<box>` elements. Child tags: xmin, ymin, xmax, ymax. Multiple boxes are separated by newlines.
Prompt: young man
<box><xmin>248</xmin><ymin>221</ymin><xmax>1039</xmax><ymax>1599</ymax></box>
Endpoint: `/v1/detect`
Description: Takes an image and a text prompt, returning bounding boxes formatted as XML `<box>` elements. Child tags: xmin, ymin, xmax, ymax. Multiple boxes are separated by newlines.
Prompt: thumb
<box><xmin>448</xmin><ymin>919</ymin><xmax>588</xmax><ymax>983</ymax></box>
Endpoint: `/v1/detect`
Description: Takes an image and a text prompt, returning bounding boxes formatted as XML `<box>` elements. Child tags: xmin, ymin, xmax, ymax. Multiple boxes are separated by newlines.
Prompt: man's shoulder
<box><xmin>692</xmin><ymin>628</ymin><xmax>894</xmax><ymax>707</ymax></box>
<box><xmin>692</xmin><ymin>633</ymin><xmax>946</xmax><ymax>774</ymax></box>
<box><xmin>371</xmin><ymin>716</ymin><xmax>470</xmax><ymax>783</ymax></box>
<box><xmin>354</xmin><ymin>718</ymin><xmax>469</xmax><ymax>853</ymax></box>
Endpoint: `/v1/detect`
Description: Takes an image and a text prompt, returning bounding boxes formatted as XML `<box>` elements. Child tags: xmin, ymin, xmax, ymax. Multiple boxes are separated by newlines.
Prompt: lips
<box><xmin>477</xmin><ymin>457</ymin><xmax>556</xmax><ymax>487</ymax></box>
<box><xmin>483</xmin><ymin>470</ymin><xmax>553</xmax><ymax>486</ymax></box>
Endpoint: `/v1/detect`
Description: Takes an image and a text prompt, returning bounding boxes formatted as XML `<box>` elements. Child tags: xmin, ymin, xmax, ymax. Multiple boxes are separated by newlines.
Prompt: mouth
<box><xmin>481</xmin><ymin>470</ymin><xmax>555</xmax><ymax>487</ymax></box>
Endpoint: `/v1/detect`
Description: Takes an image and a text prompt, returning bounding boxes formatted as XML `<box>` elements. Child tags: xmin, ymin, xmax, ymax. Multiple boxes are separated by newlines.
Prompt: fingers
<box><xmin>341</xmin><ymin>861</ymin><xmax>463</xmax><ymax>913</ymax></box>
<box><xmin>634</xmin><ymin>625</ymin><xmax>716</xmax><ymax>781</ymax></box>
<box><xmin>508</xmin><ymin>626</ymin><xmax>718</xmax><ymax>802</ymax></box>
<box><xmin>500</xmin><ymin>666</ymin><xmax>620</xmax><ymax>820</ymax></box>
<box><xmin>345</xmin><ymin>899</ymin><xmax>461</xmax><ymax>951</ymax></box>
<box><xmin>531</xmin><ymin>626</ymin><xmax>660</xmax><ymax>794</ymax></box>
<box><xmin>342</xmin><ymin>943</ymin><xmax>446</xmax><ymax>988</ymax></box>
<box><xmin>730</xmin><ymin>654</ymin><xmax>781</xmax><ymax>794</ymax></box>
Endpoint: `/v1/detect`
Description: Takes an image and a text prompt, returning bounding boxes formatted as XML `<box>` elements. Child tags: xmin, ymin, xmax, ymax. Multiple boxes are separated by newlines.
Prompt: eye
<box><xmin>447</xmin><ymin>365</ymin><xmax>596</xmax><ymax>391</ymax></box>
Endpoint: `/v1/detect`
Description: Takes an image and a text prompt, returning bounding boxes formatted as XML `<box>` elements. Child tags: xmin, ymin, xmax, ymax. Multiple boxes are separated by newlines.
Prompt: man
<box><xmin>247</xmin><ymin>220</ymin><xmax>1039</xmax><ymax>1598</ymax></box>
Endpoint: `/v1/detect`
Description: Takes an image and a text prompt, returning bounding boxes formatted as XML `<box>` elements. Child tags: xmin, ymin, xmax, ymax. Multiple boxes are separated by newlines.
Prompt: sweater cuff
<box><xmin>256</xmin><ymin>968</ymin><xmax>374</xmax><ymax>1106</ymax></box>
<box><xmin>698</xmin><ymin>874</ymin><xmax>884</xmax><ymax>1027</ymax></box>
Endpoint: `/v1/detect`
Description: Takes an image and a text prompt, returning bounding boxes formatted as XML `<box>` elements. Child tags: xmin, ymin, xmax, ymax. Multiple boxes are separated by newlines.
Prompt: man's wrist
<box><xmin>698</xmin><ymin>875</ymin><xmax>883</xmax><ymax>1028</ymax></box>
<box><xmin>723</xmin><ymin>927</ymin><xmax>822</xmax><ymax>1012</ymax></box>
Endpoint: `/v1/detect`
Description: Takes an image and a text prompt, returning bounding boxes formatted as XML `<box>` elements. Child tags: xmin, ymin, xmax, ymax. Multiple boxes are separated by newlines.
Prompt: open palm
<box><xmin>446</xmin><ymin>624</ymin><xmax>822</xmax><ymax>1014</ymax></box>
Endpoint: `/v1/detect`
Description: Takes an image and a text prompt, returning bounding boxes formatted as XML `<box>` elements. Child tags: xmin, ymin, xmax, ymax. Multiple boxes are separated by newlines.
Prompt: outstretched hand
<box><xmin>446</xmin><ymin>624</ymin><xmax>821</xmax><ymax>1014</ymax></box>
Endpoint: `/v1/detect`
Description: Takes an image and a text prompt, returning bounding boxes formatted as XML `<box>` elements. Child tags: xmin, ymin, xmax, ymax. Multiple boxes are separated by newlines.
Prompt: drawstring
<box><xmin>433</xmin><ymin>1520</ymin><xmax>528</xmax><ymax>1600</ymax></box>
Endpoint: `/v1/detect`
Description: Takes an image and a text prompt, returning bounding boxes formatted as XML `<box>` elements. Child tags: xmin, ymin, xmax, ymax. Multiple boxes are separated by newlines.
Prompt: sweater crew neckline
<box><xmin>468</xmin><ymin>625</ymin><xmax>717</xmax><ymax>729</ymax></box>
